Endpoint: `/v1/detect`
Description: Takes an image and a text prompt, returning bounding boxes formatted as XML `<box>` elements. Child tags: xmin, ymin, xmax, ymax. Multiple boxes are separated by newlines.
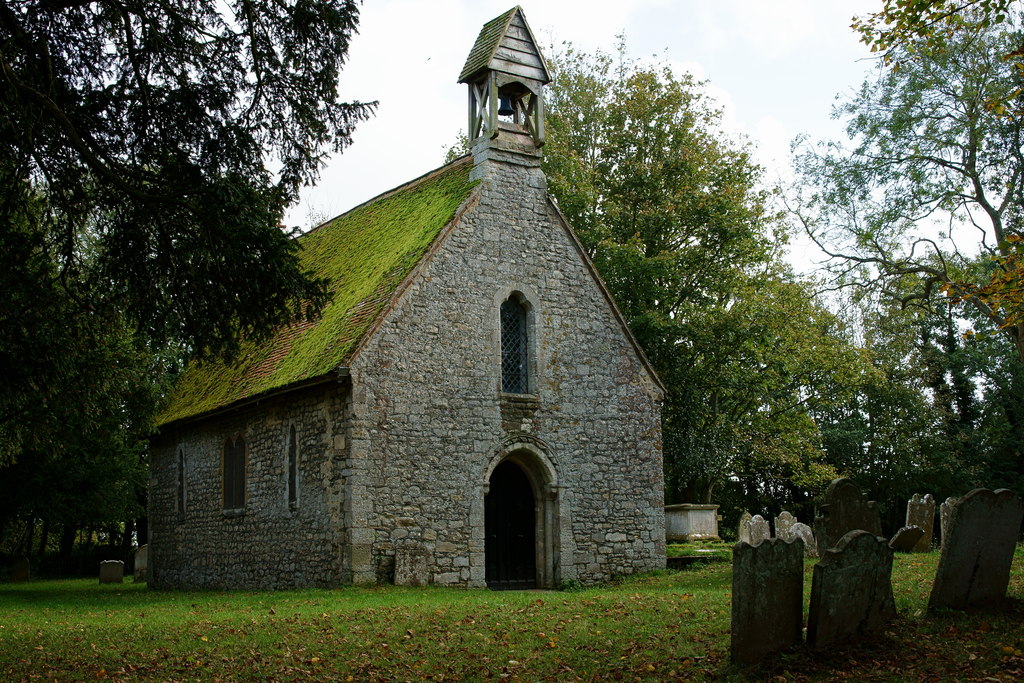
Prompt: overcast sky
<box><xmin>284</xmin><ymin>0</ymin><xmax>883</xmax><ymax>230</ymax></box>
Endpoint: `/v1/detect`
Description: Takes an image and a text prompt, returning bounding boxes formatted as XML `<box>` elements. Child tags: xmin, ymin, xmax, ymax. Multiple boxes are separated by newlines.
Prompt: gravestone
<box><xmin>905</xmin><ymin>493</ymin><xmax>935</xmax><ymax>552</ymax></box>
<box><xmin>807</xmin><ymin>530</ymin><xmax>896</xmax><ymax>649</ymax></box>
<box><xmin>775</xmin><ymin>511</ymin><xmax>796</xmax><ymax>542</ymax></box>
<box><xmin>791</xmin><ymin>523</ymin><xmax>818</xmax><ymax>558</ymax></box>
<box><xmin>939</xmin><ymin>496</ymin><xmax>957</xmax><ymax>548</ymax></box>
<box><xmin>889</xmin><ymin>525</ymin><xmax>925</xmax><ymax>552</ymax></box>
<box><xmin>731</xmin><ymin>538</ymin><xmax>804</xmax><ymax>665</ymax></box>
<box><xmin>813</xmin><ymin>478</ymin><xmax>882</xmax><ymax>552</ymax></box>
<box><xmin>10</xmin><ymin>557</ymin><xmax>29</xmax><ymax>582</ymax></box>
<box><xmin>928</xmin><ymin>488</ymin><xmax>1024</xmax><ymax>611</ymax></box>
<box><xmin>394</xmin><ymin>544</ymin><xmax>431</xmax><ymax>587</ymax></box>
<box><xmin>738</xmin><ymin>511</ymin><xmax>753</xmax><ymax>544</ymax></box>
<box><xmin>99</xmin><ymin>560</ymin><xmax>124</xmax><ymax>584</ymax></box>
<box><xmin>133</xmin><ymin>545</ymin><xmax>149</xmax><ymax>583</ymax></box>
<box><xmin>748</xmin><ymin>515</ymin><xmax>771</xmax><ymax>546</ymax></box>
<box><xmin>664</xmin><ymin>504</ymin><xmax>721</xmax><ymax>542</ymax></box>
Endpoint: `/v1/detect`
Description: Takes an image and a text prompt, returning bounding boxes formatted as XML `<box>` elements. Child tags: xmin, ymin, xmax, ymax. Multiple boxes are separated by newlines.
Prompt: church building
<box><xmin>149</xmin><ymin>7</ymin><xmax>666</xmax><ymax>590</ymax></box>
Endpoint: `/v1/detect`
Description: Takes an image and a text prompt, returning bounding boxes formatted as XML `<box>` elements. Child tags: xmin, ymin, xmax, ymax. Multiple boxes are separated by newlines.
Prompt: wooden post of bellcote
<box><xmin>458</xmin><ymin>6</ymin><xmax>550</xmax><ymax>147</ymax></box>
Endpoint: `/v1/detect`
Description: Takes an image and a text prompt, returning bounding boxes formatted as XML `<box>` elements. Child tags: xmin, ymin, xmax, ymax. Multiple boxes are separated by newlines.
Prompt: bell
<box><xmin>498</xmin><ymin>96</ymin><xmax>515</xmax><ymax>117</ymax></box>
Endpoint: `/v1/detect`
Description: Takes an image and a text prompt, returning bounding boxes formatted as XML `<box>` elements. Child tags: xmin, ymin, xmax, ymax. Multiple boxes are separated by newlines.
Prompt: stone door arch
<box><xmin>481</xmin><ymin>446</ymin><xmax>559</xmax><ymax>589</ymax></box>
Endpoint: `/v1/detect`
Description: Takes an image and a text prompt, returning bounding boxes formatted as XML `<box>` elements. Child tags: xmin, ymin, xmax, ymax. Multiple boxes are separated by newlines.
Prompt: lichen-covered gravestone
<box><xmin>813</xmin><ymin>478</ymin><xmax>882</xmax><ymax>552</ymax></box>
<box><xmin>928</xmin><ymin>488</ymin><xmax>1024</xmax><ymax>611</ymax></box>
<box><xmin>775</xmin><ymin>511</ymin><xmax>796</xmax><ymax>542</ymax></box>
<box><xmin>10</xmin><ymin>557</ymin><xmax>29</xmax><ymax>582</ymax></box>
<box><xmin>394</xmin><ymin>544</ymin><xmax>431</xmax><ymax>587</ymax></box>
<box><xmin>939</xmin><ymin>496</ymin><xmax>957</xmax><ymax>548</ymax></box>
<box><xmin>748</xmin><ymin>515</ymin><xmax>771</xmax><ymax>546</ymax></box>
<box><xmin>807</xmin><ymin>530</ymin><xmax>896</xmax><ymax>649</ymax></box>
<box><xmin>133</xmin><ymin>545</ymin><xmax>148</xmax><ymax>584</ymax></box>
<box><xmin>731</xmin><ymin>538</ymin><xmax>804</xmax><ymax>665</ymax></box>
<box><xmin>99</xmin><ymin>560</ymin><xmax>125</xmax><ymax>584</ymax></box>
<box><xmin>791</xmin><ymin>523</ymin><xmax>818</xmax><ymax>558</ymax></box>
<box><xmin>888</xmin><ymin>525</ymin><xmax>924</xmax><ymax>553</ymax></box>
<box><xmin>737</xmin><ymin>511</ymin><xmax>753</xmax><ymax>544</ymax></box>
<box><xmin>905</xmin><ymin>493</ymin><xmax>935</xmax><ymax>552</ymax></box>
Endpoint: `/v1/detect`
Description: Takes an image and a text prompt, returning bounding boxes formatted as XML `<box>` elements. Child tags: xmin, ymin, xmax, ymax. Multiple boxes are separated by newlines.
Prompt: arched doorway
<box><xmin>485</xmin><ymin>459</ymin><xmax>537</xmax><ymax>589</ymax></box>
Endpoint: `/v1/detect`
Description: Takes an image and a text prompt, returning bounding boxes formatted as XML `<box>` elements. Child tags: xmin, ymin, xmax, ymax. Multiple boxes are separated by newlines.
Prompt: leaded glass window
<box><xmin>287</xmin><ymin>426</ymin><xmax>298</xmax><ymax>509</ymax></box>
<box><xmin>176</xmin><ymin>449</ymin><xmax>186</xmax><ymax>515</ymax></box>
<box><xmin>501</xmin><ymin>297</ymin><xmax>529</xmax><ymax>393</ymax></box>
<box><xmin>223</xmin><ymin>436</ymin><xmax>246</xmax><ymax>510</ymax></box>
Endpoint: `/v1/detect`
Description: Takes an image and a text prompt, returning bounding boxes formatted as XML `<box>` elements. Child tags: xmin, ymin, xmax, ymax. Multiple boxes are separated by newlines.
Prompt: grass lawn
<box><xmin>0</xmin><ymin>548</ymin><xmax>1021</xmax><ymax>681</ymax></box>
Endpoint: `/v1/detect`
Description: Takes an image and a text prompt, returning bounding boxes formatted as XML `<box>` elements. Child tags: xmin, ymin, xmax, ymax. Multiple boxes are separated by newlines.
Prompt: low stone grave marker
<box><xmin>906</xmin><ymin>493</ymin><xmax>935</xmax><ymax>552</ymax></box>
<box><xmin>731</xmin><ymin>538</ymin><xmax>804</xmax><ymax>665</ymax></box>
<box><xmin>939</xmin><ymin>496</ymin><xmax>957</xmax><ymax>548</ymax></box>
<box><xmin>889</xmin><ymin>525</ymin><xmax>924</xmax><ymax>552</ymax></box>
<box><xmin>134</xmin><ymin>545</ymin><xmax>149</xmax><ymax>583</ymax></box>
<box><xmin>813</xmin><ymin>478</ymin><xmax>882</xmax><ymax>552</ymax></box>
<box><xmin>807</xmin><ymin>530</ymin><xmax>896</xmax><ymax>649</ymax></box>
<box><xmin>394</xmin><ymin>544</ymin><xmax>431</xmax><ymax>587</ymax></box>
<box><xmin>748</xmin><ymin>515</ymin><xmax>771</xmax><ymax>546</ymax></box>
<box><xmin>738</xmin><ymin>511</ymin><xmax>753</xmax><ymax>544</ymax></box>
<box><xmin>791</xmin><ymin>522</ymin><xmax>818</xmax><ymax>558</ymax></box>
<box><xmin>10</xmin><ymin>557</ymin><xmax>29</xmax><ymax>582</ymax></box>
<box><xmin>929</xmin><ymin>488</ymin><xmax>1024</xmax><ymax>611</ymax></box>
<box><xmin>775</xmin><ymin>511</ymin><xmax>796</xmax><ymax>541</ymax></box>
<box><xmin>99</xmin><ymin>560</ymin><xmax>125</xmax><ymax>584</ymax></box>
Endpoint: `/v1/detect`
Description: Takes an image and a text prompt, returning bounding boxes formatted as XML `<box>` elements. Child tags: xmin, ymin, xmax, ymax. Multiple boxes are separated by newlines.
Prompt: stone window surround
<box><xmin>494</xmin><ymin>285</ymin><xmax>541</xmax><ymax>398</ymax></box>
<box><xmin>175</xmin><ymin>447</ymin><xmax>186</xmax><ymax>521</ymax></box>
<box><xmin>222</xmin><ymin>434</ymin><xmax>247</xmax><ymax>515</ymax></box>
<box><xmin>286</xmin><ymin>424</ymin><xmax>299</xmax><ymax>512</ymax></box>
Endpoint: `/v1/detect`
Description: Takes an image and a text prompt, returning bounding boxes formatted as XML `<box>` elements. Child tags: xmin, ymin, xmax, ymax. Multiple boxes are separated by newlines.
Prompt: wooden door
<box><xmin>485</xmin><ymin>460</ymin><xmax>537</xmax><ymax>589</ymax></box>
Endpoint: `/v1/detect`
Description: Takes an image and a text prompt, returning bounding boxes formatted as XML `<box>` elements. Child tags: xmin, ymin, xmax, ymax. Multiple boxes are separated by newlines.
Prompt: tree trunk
<box><xmin>59</xmin><ymin>523</ymin><xmax>76</xmax><ymax>576</ymax></box>
<box><xmin>37</xmin><ymin>517</ymin><xmax>50</xmax><ymax>558</ymax></box>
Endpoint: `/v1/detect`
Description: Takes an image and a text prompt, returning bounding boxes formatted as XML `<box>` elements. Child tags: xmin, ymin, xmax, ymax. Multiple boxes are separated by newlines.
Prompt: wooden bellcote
<box><xmin>459</xmin><ymin>6</ymin><xmax>550</xmax><ymax>146</ymax></box>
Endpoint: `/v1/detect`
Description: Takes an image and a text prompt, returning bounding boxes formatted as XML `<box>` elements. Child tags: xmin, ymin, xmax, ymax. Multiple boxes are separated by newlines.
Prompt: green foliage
<box><xmin>157</xmin><ymin>160</ymin><xmax>478</xmax><ymax>425</ymax></box>
<box><xmin>544</xmin><ymin>43</ymin><xmax>869</xmax><ymax>506</ymax></box>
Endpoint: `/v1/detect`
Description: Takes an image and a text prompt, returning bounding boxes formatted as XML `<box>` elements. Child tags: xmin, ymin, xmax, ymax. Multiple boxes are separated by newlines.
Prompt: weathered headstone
<box><xmin>99</xmin><ymin>560</ymin><xmax>125</xmax><ymax>584</ymax></box>
<box><xmin>748</xmin><ymin>515</ymin><xmax>771</xmax><ymax>546</ymax></box>
<box><xmin>738</xmin><ymin>511</ymin><xmax>753</xmax><ymax>544</ymax></box>
<box><xmin>813</xmin><ymin>478</ymin><xmax>882</xmax><ymax>552</ymax></box>
<box><xmin>10</xmin><ymin>557</ymin><xmax>29</xmax><ymax>582</ymax></box>
<box><xmin>791</xmin><ymin>522</ymin><xmax>818</xmax><ymax>558</ymax></box>
<box><xmin>905</xmin><ymin>493</ymin><xmax>935</xmax><ymax>552</ymax></box>
<box><xmin>888</xmin><ymin>525</ymin><xmax>925</xmax><ymax>553</ymax></box>
<box><xmin>775</xmin><ymin>511</ymin><xmax>796</xmax><ymax>542</ymax></box>
<box><xmin>807</xmin><ymin>530</ymin><xmax>896</xmax><ymax>649</ymax></box>
<box><xmin>939</xmin><ymin>496</ymin><xmax>957</xmax><ymax>548</ymax></box>
<box><xmin>393</xmin><ymin>544</ymin><xmax>431</xmax><ymax>587</ymax></box>
<box><xmin>133</xmin><ymin>545</ymin><xmax>149</xmax><ymax>583</ymax></box>
<box><xmin>928</xmin><ymin>488</ymin><xmax>1024</xmax><ymax>611</ymax></box>
<box><xmin>731</xmin><ymin>538</ymin><xmax>804</xmax><ymax>665</ymax></box>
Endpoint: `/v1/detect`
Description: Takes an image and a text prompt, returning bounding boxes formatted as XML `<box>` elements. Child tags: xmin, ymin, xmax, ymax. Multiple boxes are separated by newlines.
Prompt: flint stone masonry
<box><xmin>888</xmin><ymin>525</ymin><xmax>924</xmax><ymax>553</ymax></box>
<box><xmin>738</xmin><ymin>512</ymin><xmax>753</xmax><ymax>544</ymax></box>
<box><xmin>790</xmin><ymin>523</ymin><xmax>818</xmax><ymax>558</ymax></box>
<box><xmin>929</xmin><ymin>488</ymin><xmax>1024</xmax><ymax>611</ymax></box>
<box><xmin>775</xmin><ymin>511</ymin><xmax>796</xmax><ymax>541</ymax></box>
<box><xmin>906</xmin><ymin>493</ymin><xmax>935</xmax><ymax>552</ymax></box>
<box><xmin>99</xmin><ymin>560</ymin><xmax>125</xmax><ymax>584</ymax></box>
<box><xmin>814</xmin><ymin>478</ymin><xmax>882</xmax><ymax>552</ymax></box>
<box><xmin>134</xmin><ymin>545</ymin><xmax>148</xmax><ymax>583</ymax></box>
<box><xmin>148</xmin><ymin>116</ymin><xmax>665</xmax><ymax>590</ymax></box>
<box><xmin>940</xmin><ymin>496</ymin><xmax>957</xmax><ymax>548</ymax></box>
<box><xmin>665</xmin><ymin>504</ymin><xmax>720</xmax><ymax>542</ymax></box>
<box><xmin>807</xmin><ymin>530</ymin><xmax>896</xmax><ymax>649</ymax></box>
<box><xmin>731</xmin><ymin>538</ymin><xmax>804</xmax><ymax>665</ymax></box>
<box><xmin>10</xmin><ymin>557</ymin><xmax>29</xmax><ymax>582</ymax></box>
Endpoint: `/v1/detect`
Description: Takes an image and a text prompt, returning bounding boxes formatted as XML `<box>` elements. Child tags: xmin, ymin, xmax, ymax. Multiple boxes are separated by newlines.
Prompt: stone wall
<box><xmin>345</xmin><ymin>125</ymin><xmax>666</xmax><ymax>587</ymax></box>
<box><xmin>149</xmin><ymin>384</ymin><xmax>348</xmax><ymax>589</ymax></box>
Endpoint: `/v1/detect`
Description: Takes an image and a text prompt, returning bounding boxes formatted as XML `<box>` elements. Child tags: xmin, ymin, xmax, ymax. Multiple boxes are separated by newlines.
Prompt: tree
<box><xmin>0</xmin><ymin>0</ymin><xmax>374</xmax><ymax>356</ymax></box>
<box><xmin>0</xmin><ymin>0</ymin><xmax>374</xmax><ymax>464</ymax></box>
<box><xmin>543</xmin><ymin>44</ymin><xmax>868</xmax><ymax>507</ymax></box>
<box><xmin>793</xmin><ymin>13</ymin><xmax>1024</xmax><ymax>361</ymax></box>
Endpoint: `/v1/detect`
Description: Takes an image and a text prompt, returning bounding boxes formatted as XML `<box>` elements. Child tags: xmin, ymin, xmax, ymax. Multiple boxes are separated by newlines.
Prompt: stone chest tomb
<box><xmin>148</xmin><ymin>7</ymin><xmax>666</xmax><ymax>590</ymax></box>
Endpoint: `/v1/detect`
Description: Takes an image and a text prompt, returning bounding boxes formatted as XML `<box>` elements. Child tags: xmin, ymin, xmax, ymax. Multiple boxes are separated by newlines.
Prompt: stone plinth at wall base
<box><xmin>665</xmin><ymin>504</ymin><xmax>721</xmax><ymax>542</ymax></box>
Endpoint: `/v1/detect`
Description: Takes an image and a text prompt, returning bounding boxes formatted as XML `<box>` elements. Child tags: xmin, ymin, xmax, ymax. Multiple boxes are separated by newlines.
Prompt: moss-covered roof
<box><xmin>156</xmin><ymin>157</ymin><xmax>478</xmax><ymax>427</ymax></box>
<box><xmin>459</xmin><ymin>6</ymin><xmax>550</xmax><ymax>85</ymax></box>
